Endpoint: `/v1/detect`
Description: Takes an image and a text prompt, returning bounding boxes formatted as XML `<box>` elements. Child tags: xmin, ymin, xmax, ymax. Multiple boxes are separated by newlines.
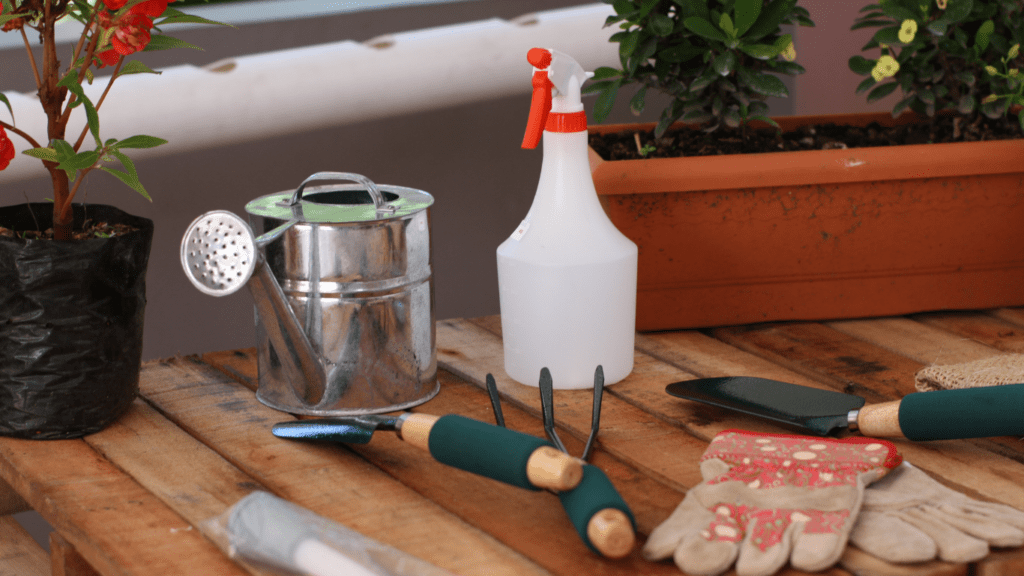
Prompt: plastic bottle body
<box><xmin>497</xmin><ymin>129</ymin><xmax>637</xmax><ymax>389</ymax></box>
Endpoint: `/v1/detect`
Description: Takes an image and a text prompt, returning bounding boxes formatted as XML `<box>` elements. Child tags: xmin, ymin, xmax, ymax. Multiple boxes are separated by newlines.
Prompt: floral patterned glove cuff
<box><xmin>643</xmin><ymin>429</ymin><xmax>901</xmax><ymax>576</ymax></box>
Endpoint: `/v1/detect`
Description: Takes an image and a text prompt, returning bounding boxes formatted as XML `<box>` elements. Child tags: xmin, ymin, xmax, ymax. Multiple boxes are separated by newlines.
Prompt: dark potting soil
<box><xmin>0</xmin><ymin>220</ymin><xmax>137</xmax><ymax>240</ymax></box>
<box><xmin>589</xmin><ymin>114</ymin><xmax>1023</xmax><ymax>161</ymax></box>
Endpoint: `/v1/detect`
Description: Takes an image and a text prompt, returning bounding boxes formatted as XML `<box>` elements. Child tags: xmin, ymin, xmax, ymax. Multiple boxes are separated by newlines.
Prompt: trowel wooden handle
<box><xmin>399</xmin><ymin>414</ymin><xmax>583</xmax><ymax>491</ymax></box>
<box><xmin>856</xmin><ymin>384</ymin><xmax>1024</xmax><ymax>441</ymax></box>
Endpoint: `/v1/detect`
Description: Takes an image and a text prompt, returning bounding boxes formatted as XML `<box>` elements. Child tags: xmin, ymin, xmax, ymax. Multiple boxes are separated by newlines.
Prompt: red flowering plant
<box><xmin>0</xmin><ymin>0</ymin><xmax>224</xmax><ymax>239</ymax></box>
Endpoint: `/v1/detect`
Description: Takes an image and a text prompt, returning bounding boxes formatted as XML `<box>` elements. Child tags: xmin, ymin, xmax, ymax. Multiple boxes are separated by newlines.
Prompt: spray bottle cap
<box><xmin>521</xmin><ymin>48</ymin><xmax>593</xmax><ymax>149</ymax></box>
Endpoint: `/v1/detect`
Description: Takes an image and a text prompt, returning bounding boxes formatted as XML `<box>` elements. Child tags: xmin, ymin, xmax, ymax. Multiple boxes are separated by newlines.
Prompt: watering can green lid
<box><xmin>244</xmin><ymin>171</ymin><xmax>433</xmax><ymax>224</ymax></box>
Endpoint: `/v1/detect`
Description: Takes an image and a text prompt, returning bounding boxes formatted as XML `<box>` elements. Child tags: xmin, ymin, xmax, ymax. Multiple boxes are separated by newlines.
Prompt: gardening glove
<box><xmin>915</xmin><ymin>353</ymin><xmax>1024</xmax><ymax>392</ymax></box>
<box><xmin>642</xmin><ymin>429</ymin><xmax>901</xmax><ymax>576</ymax></box>
<box><xmin>849</xmin><ymin>461</ymin><xmax>1024</xmax><ymax>563</ymax></box>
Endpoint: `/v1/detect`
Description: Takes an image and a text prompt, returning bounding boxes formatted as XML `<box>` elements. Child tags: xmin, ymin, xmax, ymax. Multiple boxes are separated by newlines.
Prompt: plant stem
<box><xmin>73</xmin><ymin>56</ymin><xmax>122</xmax><ymax>151</ymax></box>
<box><xmin>40</xmin><ymin>0</ymin><xmax>74</xmax><ymax>240</ymax></box>
<box><xmin>20</xmin><ymin>27</ymin><xmax>42</xmax><ymax>92</ymax></box>
<box><xmin>0</xmin><ymin>119</ymin><xmax>42</xmax><ymax>150</ymax></box>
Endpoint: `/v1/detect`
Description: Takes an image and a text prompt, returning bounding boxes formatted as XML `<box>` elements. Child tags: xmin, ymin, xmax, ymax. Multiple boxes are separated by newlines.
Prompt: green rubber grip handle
<box><xmin>558</xmin><ymin>464</ymin><xmax>636</xmax><ymax>554</ymax></box>
<box><xmin>427</xmin><ymin>414</ymin><xmax>551</xmax><ymax>490</ymax></box>
<box><xmin>899</xmin><ymin>383</ymin><xmax>1024</xmax><ymax>441</ymax></box>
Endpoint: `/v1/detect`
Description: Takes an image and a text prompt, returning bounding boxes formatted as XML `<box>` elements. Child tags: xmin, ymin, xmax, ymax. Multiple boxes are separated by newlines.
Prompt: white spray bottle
<box><xmin>497</xmin><ymin>48</ymin><xmax>638</xmax><ymax>389</ymax></box>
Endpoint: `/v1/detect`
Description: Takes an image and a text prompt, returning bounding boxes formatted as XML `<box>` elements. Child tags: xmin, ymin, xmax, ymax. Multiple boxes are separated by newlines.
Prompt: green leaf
<box><xmin>955</xmin><ymin>70</ymin><xmax>975</xmax><ymax>86</ymax></box>
<box><xmin>58</xmin><ymin>150</ymin><xmax>99</xmax><ymax>173</ymax></box>
<box><xmin>52</xmin><ymin>139</ymin><xmax>75</xmax><ymax>160</ymax></box>
<box><xmin>975</xmin><ymin>20</ymin><xmax>995</xmax><ymax>54</ymax></box>
<box><xmin>749</xmin><ymin>115</ymin><xmax>780</xmax><ymax>129</ymax></box>
<box><xmin>143</xmin><ymin>35</ymin><xmax>203</xmax><ymax>52</ymax></box>
<box><xmin>689</xmin><ymin>69</ymin><xmax>717</xmax><ymax>92</ymax></box>
<box><xmin>659</xmin><ymin>44</ymin><xmax>704</xmax><ymax>63</ymax></box>
<box><xmin>849</xmin><ymin>55</ymin><xmax>876</xmax><ymax>75</ymax></box>
<box><xmin>679</xmin><ymin>0</ymin><xmax>709</xmax><ymax>21</ymax></box>
<box><xmin>113</xmin><ymin>135</ymin><xmax>168</xmax><ymax>149</ymax></box>
<box><xmin>117</xmin><ymin>60</ymin><xmax>161</xmax><ymax>77</ymax></box>
<box><xmin>1018</xmin><ymin>110</ymin><xmax>1023</xmax><ymax>135</ymax></box>
<box><xmin>878</xmin><ymin>3</ymin><xmax>917</xmax><ymax>21</ymax></box>
<box><xmin>891</xmin><ymin>94</ymin><xmax>917</xmax><ymax>117</ymax></box>
<box><xmin>649</xmin><ymin>13</ymin><xmax>674</xmax><ymax>36</ymax></box>
<box><xmin>856</xmin><ymin>76</ymin><xmax>877</xmax><ymax>94</ymax></box>
<box><xmin>871</xmin><ymin>26</ymin><xmax>901</xmax><ymax>45</ymax></box>
<box><xmin>737</xmin><ymin>69</ymin><xmax>789</xmax><ymax>97</ymax></box>
<box><xmin>591</xmin><ymin>66</ymin><xmax>621</xmax><ymax>81</ymax></box>
<box><xmin>719</xmin><ymin>13</ymin><xmax>736</xmax><ymax>37</ymax></box>
<box><xmin>943</xmin><ymin>0</ymin><xmax>973</xmax><ymax>23</ymax></box>
<box><xmin>918</xmin><ymin>88</ymin><xmax>936</xmax><ymax>104</ymax></box>
<box><xmin>22</xmin><ymin>147</ymin><xmax>60</xmax><ymax>163</ymax></box>
<box><xmin>592</xmin><ymin>80</ymin><xmax>621</xmax><ymax>123</ymax></box>
<box><xmin>714</xmin><ymin>51</ymin><xmax>737</xmax><ymax>76</ymax></box>
<box><xmin>629</xmin><ymin>86</ymin><xmax>647</xmax><ymax>115</ymax></box>
<box><xmin>723</xmin><ymin>107</ymin><xmax>743</xmax><ymax>128</ymax></box>
<box><xmin>619</xmin><ymin>30</ymin><xmax>640</xmax><ymax>57</ymax></box>
<box><xmin>771</xmin><ymin>61</ymin><xmax>805</xmax><ymax>75</ymax></box>
<box><xmin>745</xmin><ymin>0</ymin><xmax>796</xmax><ymax>41</ymax></box>
<box><xmin>101</xmin><ymin>151</ymin><xmax>152</xmax><ymax>201</ymax></box>
<box><xmin>684</xmin><ymin>17</ymin><xmax>728</xmax><ymax>42</ymax></box>
<box><xmin>612</xmin><ymin>0</ymin><xmax>634</xmax><ymax>16</ymax></box>
<box><xmin>156</xmin><ymin>7</ymin><xmax>232</xmax><ymax>27</ymax></box>
<box><xmin>867</xmin><ymin>81</ymin><xmax>900</xmax><ymax>102</ymax></box>
<box><xmin>56</xmin><ymin>75</ymin><xmax>101</xmax><ymax>147</ymax></box>
<box><xmin>0</xmin><ymin>93</ymin><xmax>11</xmax><ymax>121</ymax></box>
<box><xmin>741</xmin><ymin>43</ymin><xmax>781</xmax><ymax>60</ymax></box>
<box><xmin>733</xmin><ymin>0</ymin><xmax>763</xmax><ymax>37</ymax></box>
<box><xmin>851</xmin><ymin>19</ymin><xmax>896</xmax><ymax>31</ymax></box>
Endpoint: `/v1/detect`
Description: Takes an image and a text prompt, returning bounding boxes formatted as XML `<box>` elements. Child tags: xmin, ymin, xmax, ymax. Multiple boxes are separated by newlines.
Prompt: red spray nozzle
<box><xmin>522</xmin><ymin>48</ymin><xmax>554</xmax><ymax>149</ymax></box>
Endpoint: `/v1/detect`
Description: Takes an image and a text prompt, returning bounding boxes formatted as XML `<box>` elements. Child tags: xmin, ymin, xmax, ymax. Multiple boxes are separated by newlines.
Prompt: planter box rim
<box><xmin>589</xmin><ymin>112</ymin><xmax>1024</xmax><ymax>195</ymax></box>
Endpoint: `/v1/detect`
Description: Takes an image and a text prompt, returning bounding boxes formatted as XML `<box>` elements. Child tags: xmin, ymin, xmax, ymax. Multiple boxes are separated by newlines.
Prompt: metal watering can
<box><xmin>181</xmin><ymin>172</ymin><xmax>438</xmax><ymax>415</ymax></box>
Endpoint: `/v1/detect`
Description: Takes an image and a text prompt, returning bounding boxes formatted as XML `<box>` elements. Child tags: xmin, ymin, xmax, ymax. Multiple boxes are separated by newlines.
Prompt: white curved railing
<box><xmin>1</xmin><ymin>3</ymin><xmax>618</xmax><ymax>183</ymax></box>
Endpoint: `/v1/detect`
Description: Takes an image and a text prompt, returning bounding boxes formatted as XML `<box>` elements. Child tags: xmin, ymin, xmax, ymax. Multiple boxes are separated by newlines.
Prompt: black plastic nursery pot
<box><xmin>0</xmin><ymin>203</ymin><xmax>154</xmax><ymax>439</ymax></box>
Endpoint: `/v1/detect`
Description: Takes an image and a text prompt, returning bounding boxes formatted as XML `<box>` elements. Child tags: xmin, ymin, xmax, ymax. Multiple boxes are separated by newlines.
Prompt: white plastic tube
<box><xmin>1</xmin><ymin>4</ymin><xmax>617</xmax><ymax>183</ymax></box>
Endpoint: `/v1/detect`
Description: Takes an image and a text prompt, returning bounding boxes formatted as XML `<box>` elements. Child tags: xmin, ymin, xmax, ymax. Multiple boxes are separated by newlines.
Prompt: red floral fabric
<box><xmin>699</xmin><ymin>430</ymin><xmax>901</xmax><ymax>552</ymax></box>
<box><xmin>0</xmin><ymin>126</ymin><xmax>15</xmax><ymax>172</ymax></box>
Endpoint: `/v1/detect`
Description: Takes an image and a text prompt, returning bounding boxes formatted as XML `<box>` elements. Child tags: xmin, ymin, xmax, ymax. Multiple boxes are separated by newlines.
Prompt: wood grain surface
<box><xmin>2</xmin><ymin>309</ymin><xmax>1024</xmax><ymax>576</ymax></box>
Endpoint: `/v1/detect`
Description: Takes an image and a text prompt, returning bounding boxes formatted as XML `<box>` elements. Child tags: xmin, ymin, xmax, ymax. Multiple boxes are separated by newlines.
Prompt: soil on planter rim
<box><xmin>589</xmin><ymin>113</ymin><xmax>1024</xmax><ymax>161</ymax></box>
<box><xmin>0</xmin><ymin>220</ymin><xmax>137</xmax><ymax>240</ymax></box>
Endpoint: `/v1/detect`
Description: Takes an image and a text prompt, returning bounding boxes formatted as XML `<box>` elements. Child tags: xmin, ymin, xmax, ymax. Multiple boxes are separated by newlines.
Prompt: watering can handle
<box><xmin>288</xmin><ymin>172</ymin><xmax>395</xmax><ymax>213</ymax></box>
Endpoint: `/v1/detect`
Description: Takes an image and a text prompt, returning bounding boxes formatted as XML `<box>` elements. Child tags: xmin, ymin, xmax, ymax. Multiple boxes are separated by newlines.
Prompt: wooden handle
<box><xmin>526</xmin><ymin>446</ymin><xmax>583</xmax><ymax>492</ymax></box>
<box><xmin>586</xmin><ymin>508</ymin><xmax>635</xmax><ymax>559</ymax></box>
<box><xmin>855</xmin><ymin>400</ymin><xmax>904</xmax><ymax>438</ymax></box>
<box><xmin>397</xmin><ymin>413</ymin><xmax>439</xmax><ymax>450</ymax></box>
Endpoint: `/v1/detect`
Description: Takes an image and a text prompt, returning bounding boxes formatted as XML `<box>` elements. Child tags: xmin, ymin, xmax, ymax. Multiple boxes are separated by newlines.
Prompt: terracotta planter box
<box><xmin>589</xmin><ymin>112</ymin><xmax>1024</xmax><ymax>331</ymax></box>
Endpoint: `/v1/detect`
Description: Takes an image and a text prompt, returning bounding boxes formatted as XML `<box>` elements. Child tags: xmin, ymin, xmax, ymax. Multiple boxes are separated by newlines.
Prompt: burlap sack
<box><xmin>914</xmin><ymin>354</ymin><xmax>1024</xmax><ymax>392</ymax></box>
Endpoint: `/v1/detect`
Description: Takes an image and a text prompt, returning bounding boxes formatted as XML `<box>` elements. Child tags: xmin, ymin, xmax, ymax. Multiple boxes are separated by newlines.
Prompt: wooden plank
<box><xmin>50</xmin><ymin>532</ymin><xmax>101</xmax><ymax>576</ymax></box>
<box><xmin>0</xmin><ymin>435</ymin><xmax>246</xmax><ymax>576</ymax></box>
<box><xmin>0</xmin><ymin>515</ymin><xmax>48</xmax><ymax>576</ymax></box>
<box><xmin>0</xmin><ymin>477</ymin><xmax>28</xmax><ymax>516</ymax></box>
<box><xmin>82</xmin><ymin>399</ymin><xmax>275</xmax><ymax>576</ymax></box>
<box><xmin>139</xmin><ymin>356</ymin><xmax>548</xmax><ymax>576</ymax></box>
<box><xmin>913</xmin><ymin>310</ymin><xmax>1024</xmax><ymax>355</ymax></box>
<box><xmin>827</xmin><ymin>316</ymin><xmax>1000</xmax><ymax>366</ymax></box>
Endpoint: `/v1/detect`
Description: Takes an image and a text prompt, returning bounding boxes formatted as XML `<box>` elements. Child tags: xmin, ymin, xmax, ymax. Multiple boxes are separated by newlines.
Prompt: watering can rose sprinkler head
<box><xmin>521</xmin><ymin>47</ymin><xmax>595</xmax><ymax>150</ymax></box>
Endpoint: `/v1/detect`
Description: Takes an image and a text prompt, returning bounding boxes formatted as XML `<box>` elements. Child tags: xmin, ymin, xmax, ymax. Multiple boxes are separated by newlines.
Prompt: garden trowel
<box><xmin>666</xmin><ymin>376</ymin><xmax>1024</xmax><ymax>441</ymax></box>
<box><xmin>272</xmin><ymin>413</ymin><xmax>583</xmax><ymax>492</ymax></box>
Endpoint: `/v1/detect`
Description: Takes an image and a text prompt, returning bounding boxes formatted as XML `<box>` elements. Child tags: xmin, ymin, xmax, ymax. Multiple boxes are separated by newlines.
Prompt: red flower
<box><xmin>0</xmin><ymin>126</ymin><xmax>15</xmax><ymax>172</ymax></box>
<box><xmin>103</xmin><ymin>0</ymin><xmax>176</xmax><ymax>16</ymax></box>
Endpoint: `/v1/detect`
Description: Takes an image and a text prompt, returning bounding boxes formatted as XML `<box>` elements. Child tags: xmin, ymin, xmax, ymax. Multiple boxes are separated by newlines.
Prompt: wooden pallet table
<box><xmin>1</xmin><ymin>310</ymin><xmax>1023</xmax><ymax>576</ymax></box>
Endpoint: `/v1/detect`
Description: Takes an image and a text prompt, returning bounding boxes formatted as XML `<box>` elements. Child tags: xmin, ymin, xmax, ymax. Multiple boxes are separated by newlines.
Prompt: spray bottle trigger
<box><xmin>522</xmin><ymin>70</ymin><xmax>554</xmax><ymax>149</ymax></box>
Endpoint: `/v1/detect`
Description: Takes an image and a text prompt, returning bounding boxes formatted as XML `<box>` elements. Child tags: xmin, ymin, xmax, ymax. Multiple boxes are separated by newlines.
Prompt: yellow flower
<box><xmin>982</xmin><ymin>94</ymin><xmax>999</xmax><ymax>104</ymax></box>
<box><xmin>1010</xmin><ymin>44</ymin><xmax>1020</xmax><ymax>59</ymax></box>
<box><xmin>871</xmin><ymin>55</ymin><xmax>900</xmax><ymax>82</ymax></box>
<box><xmin>899</xmin><ymin>20</ymin><xmax>917</xmax><ymax>43</ymax></box>
<box><xmin>936</xmin><ymin>0</ymin><xmax>947</xmax><ymax>8</ymax></box>
<box><xmin>985</xmin><ymin>65</ymin><xmax>998</xmax><ymax>75</ymax></box>
<box><xmin>781</xmin><ymin>41</ymin><xmax>796</xmax><ymax>62</ymax></box>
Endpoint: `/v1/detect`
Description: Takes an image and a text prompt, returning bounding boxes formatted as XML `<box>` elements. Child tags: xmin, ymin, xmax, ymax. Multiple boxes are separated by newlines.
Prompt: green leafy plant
<box><xmin>0</xmin><ymin>0</ymin><xmax>226</xmax><ymax>239</ymax></box>
<box><xmin>588</xmin><ymin>0</ymin><xmax>814</xmax><ymax>138</ymax></box>
<box><xmin>850</xmin><ymin>0</ymin><xmax>1024</xmax><ymax>132</ymax></box>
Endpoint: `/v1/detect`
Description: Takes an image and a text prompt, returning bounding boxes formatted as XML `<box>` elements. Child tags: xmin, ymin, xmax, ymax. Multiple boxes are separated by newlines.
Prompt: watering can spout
<box><xmin>180</xmin><ymin>210</ymin><xmax>328</xmax><ymax>407</ymax></box>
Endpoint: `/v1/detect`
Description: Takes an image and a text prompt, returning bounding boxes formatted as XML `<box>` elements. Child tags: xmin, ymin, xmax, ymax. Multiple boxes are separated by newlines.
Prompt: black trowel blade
<box><xmin>666</xmin><ymin>377</ymin><xmax>867</xmax><ymax>436</ymax></box>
